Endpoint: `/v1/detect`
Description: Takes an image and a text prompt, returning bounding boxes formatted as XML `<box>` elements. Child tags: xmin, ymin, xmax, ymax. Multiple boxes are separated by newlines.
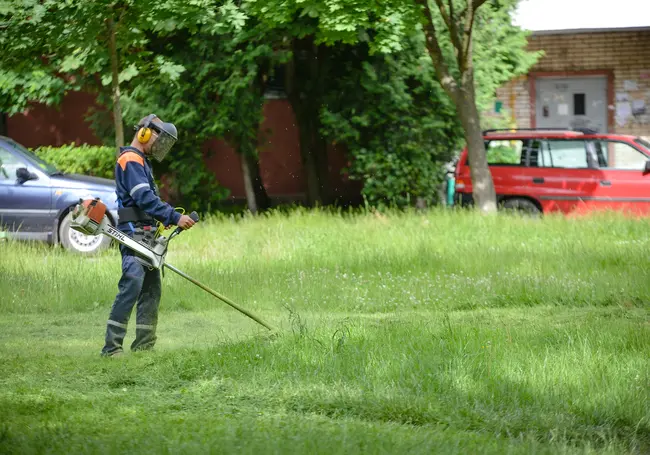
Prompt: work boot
<box><xmin>101</xmin><ymin>349</ymin><xmax>124</xmax><ymax>358</ymax></box>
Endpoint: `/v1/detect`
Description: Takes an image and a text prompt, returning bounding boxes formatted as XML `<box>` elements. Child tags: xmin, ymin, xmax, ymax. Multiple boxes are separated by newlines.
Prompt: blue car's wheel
<box><xmin>59</xmin><ymin>211</ymin><xmax>112</xmax><ymax>255</ymax></box>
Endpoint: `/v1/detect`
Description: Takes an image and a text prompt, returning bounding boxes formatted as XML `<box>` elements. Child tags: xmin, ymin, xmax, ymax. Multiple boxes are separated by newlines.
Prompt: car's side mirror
<box><xmin>644</xmin><ymin>161</ymin><xmax>650</xmax><ymax>175</ymax></box>
<box><xmin>16</xmin><ymin>167</ymin><xmax>37</xmax><ymax>184</ymax></box>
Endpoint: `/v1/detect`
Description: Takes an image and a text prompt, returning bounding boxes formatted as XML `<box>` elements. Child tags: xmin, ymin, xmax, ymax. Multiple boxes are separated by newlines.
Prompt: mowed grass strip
<box><xmin>0</xmin><ymin>208</ymin><xmax>648</xmax><ymax>454</ymax></box>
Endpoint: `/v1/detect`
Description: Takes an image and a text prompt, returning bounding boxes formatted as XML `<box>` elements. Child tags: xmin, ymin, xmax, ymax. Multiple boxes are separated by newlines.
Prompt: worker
<box><xmin>101</xmin><ymin>114</ymin><xmax>196</xmax><ymax>357</ymax></box>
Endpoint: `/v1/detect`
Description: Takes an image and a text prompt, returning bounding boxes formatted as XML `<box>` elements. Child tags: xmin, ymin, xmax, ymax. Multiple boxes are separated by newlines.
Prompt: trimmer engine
<box><xmin>70</xmin><ymin>198</ymin><xmax>169</xmax><ymax>269</ymax></box>
<box><xmin>71</xmin><ymin>198</ymin><xmax>108</xmax><ymax>236</ymax></box>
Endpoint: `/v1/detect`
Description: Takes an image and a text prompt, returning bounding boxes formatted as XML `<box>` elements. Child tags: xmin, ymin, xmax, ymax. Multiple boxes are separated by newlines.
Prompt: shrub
<box><xmin>320</xmin><ymin>38</ymin><xmax>462</xmax><ymax>208</ymax></box>
<box><xmin>33</xmin><ymin>143</ymin><xmax>115</xmax><ymax>179</ymax></box>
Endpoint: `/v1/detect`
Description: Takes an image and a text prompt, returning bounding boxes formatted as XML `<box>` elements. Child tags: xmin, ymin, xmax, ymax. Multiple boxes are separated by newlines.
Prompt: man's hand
<box><xmin>177</xmin><ymin>214</ymin><xmax>196</xmax><ymax>230</ymax></box>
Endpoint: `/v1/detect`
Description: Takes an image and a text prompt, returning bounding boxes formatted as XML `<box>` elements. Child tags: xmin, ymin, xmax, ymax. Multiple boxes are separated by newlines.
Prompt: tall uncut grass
<box><xmin>0</xmin><ymin>208</ymin><xmax>648</xmax><ymax>454</ymax></box>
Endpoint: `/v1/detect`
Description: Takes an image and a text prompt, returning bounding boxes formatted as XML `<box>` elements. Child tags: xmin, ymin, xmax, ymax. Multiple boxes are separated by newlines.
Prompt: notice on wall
<box><xmin>616</xmin><ymin>102</ymin><xmax>632</xmax><ymax>126</ymax></box>
<box><xmin>624</xmin><ymin>80</ymin><xmax>639</xmax><ymax>91</ymax></box>
<box><xmin>616</xmin><ymin>92</ymin><xmax>630</xmax><ymax>102</ymax></box>
<box><xmin>632</xmin><ymin>99</ymin><xmax>647</xmax><ymax>116</ymax></box>
<box><xmin>558</xmin><ymin>103</ymin><xmax>569</xmax><ymax>116</ymax></box>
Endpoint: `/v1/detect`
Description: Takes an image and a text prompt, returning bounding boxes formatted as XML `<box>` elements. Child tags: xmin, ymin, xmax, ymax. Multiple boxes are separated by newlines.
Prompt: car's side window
<box><xmin>0</xmin><ymin>148</ymin><xmax>24</xmax><ymax>181</ymax></box>
<box><xmin>593</xmin><ymin>141</ymin><xmax>648</xmax><ymax>170</ymax></box>
<box><xmin>485</xmin><ymin>140</ymin><xmax>526</xmax><ymax>166</ymax></box>
<box><xmin>534</xmin><ymin>140</ymin><xmax>590</xmax><ymax>169</ymax></box>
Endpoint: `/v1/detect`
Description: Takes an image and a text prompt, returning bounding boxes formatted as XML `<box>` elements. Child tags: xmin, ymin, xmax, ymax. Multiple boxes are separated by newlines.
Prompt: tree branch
<box><xmin>433</xmin><ymin>0</ymin><xmax>463</xmax><ymax>66</ymax></box>
<box><xmin>415</xmin><ymin>0</ymin><xmax>459</xmax><ymax>102</ymax></box>
<box><xmin>458</xmin><ymin>0</ymin><xmax>488</xmax><ymax>35</ymax></box>
<box><xmin>116</xmin><ymin>7</ymin><xmax>128</xmax><ymax>29</ymax></box>
<box><xmin>459</xmin><ymin>0</ymin><xmax>487</xmax><ymax>75</ymax></box>
<box><xmin>473</xmin><ymin>0</ymin><xmax>489</xmax><ymax>9</ymax></box>
<box><xmin>106</xmin><ymin>16</ymin><xmax>124</xmax><ymax>150</ymax></box>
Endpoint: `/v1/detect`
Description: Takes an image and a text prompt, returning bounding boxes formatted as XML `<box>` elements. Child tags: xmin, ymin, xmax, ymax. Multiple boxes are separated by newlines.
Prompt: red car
<box><xmin>454</xmin><ymin>128</ymin><xmax>650</xmax><ymax>216</ymax></box>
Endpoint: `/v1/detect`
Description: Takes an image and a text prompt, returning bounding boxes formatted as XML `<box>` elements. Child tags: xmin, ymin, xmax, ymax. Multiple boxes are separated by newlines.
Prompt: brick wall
<box><xmin>494</xmin><ymin>28</ymin><xmax>650</xmax><ymax>138</ymax></box>
<box><xmin>6</xmin><ymin>96</ymin><xmax>360</xmax><ymax>204</ymax></box>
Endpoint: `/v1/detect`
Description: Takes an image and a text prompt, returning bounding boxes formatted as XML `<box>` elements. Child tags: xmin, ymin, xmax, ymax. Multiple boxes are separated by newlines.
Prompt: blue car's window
<box><xmin>0</xmin><ymin>148</ymin><xmax>25</xmax><ymax>180</ymax></box>
<box><xmin>5</xmin><ymin>139</ymin><xmax>59</xmax><ymax>175</ymax></box>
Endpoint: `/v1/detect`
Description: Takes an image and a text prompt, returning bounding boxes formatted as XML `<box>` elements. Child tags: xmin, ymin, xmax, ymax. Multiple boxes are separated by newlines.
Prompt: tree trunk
<box><xmin>457</xmin><ymin>70</ymin><xmax>497</xmax><ymax>213</ymax></box>
<box><xmin>286</xmin><ymin>37</ymin><xmax>331</xmax><ymax>207</ymax></box>
<box><xmin>240</xmin><ymin>152</ymin><xmax>270</xmax><ymax>214</ymax></box>
<box><xmin>236</xmin><ymin>64</ymin><xmax>271</xmax><ymax>214</ymax></box>
<box><xmin>0</xmin><ymin>113</ymin><xmax>7</xmax><ymax>136</ymax></box>
<box><xmin>416</xmin><ymin>0</ymin><xmax>497</xmax><ymax>213</ymax></box>
<box><xmin>107</xmin><ymin>16</ymin><xmax>124</xmax><ymax>155</ymax></box>
<box><xmin>297</xmin><ymin>115</ymin><xmax>325</xmax><ymax>206</ymax></box>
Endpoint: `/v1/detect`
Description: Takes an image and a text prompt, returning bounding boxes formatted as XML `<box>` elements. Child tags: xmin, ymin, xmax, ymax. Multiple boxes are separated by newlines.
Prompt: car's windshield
<box><xmin>635</xmin><ymin>137</ymin><xmax>650</xmax><ymax>151</ymax></box>
<box><xmin>5</xmin><ymin>138</ymin><xmax>60</xmax><ymax>175</ymax></box>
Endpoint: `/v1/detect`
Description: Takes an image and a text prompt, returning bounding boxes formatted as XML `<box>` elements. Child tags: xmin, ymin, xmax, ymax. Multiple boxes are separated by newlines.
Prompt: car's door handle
<box><xmin>600</xmin><ymin>180</ymin><xmax>612</xmax><ymax>186</ymax></box>
<box><xmin>532</xmin><ymin>177</ymin><xmax>545</xmax><ymax>184</ymax></box>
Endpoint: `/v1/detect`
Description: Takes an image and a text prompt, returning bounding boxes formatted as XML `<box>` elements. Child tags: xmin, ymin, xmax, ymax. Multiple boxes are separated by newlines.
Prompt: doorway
<box><xmin>535</xmin><ymin>76</ymin><xmax>608</xmax><ymax>133</ymax></box>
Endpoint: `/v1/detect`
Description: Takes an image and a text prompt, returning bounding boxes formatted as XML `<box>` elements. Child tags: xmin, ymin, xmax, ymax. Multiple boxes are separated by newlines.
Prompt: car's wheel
<box><xmin>59</xmin><ymin>210</ymin><xmax>112</xmax><ymax>255</ymax></box>
<box><xmin>501</xmin><ymin>198</ymin><xmax>542</xmax><ymax>217</ymax></box>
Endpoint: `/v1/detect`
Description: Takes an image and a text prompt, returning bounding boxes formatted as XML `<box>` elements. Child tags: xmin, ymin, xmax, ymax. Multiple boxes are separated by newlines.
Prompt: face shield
<box><xmin>149</xmin><ymin>120</ymin><xmax>178</xmax><ymax>162</ymax></box>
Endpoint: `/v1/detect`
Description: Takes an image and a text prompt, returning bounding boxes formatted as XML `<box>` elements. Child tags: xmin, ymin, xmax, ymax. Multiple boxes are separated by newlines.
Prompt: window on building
<box><xmin>593</xmin><ymin>140</ymin><xmax>649</xmax><ymax>170</ymax></box>
<box><xmin>485</xmin><ymin>140</ymin><xmax>525</xmax><ymax>165</ymax></box>
<box><xmin>573</xmin><ymin>93</ymin><xmax>586</xmax><ymax>116</ymax></box>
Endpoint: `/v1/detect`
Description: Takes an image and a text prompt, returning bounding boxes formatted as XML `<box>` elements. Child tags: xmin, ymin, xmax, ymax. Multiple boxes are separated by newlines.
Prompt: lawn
<box><xmin>0</xmin><ymin>208</ymin><xmax>648</xmax><ymax>454</ymax></box>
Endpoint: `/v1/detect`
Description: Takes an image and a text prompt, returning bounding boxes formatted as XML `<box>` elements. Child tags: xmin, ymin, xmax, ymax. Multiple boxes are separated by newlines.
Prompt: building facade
<box><xmin>494</xmin><ymin>26</ymin><xmax>650</xmax><ymax>139</ymax></box>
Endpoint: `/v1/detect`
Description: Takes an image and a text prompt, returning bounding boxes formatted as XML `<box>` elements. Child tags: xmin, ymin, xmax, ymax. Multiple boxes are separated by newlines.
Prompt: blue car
<box><xmin>0</xmin><ymin>136</ymin><xmax>118</xmax><ymax>254</ymax></box>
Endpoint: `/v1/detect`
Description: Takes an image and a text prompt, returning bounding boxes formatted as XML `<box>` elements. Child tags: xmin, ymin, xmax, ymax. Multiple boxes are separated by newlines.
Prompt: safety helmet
<box><xmin>134</xmin><ymin>114</ymin><xmax>178</xmax><ymax>162</ymax></box>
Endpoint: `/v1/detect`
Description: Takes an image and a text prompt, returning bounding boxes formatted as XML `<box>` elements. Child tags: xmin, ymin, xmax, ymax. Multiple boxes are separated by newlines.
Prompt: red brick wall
<box><xmin>257</xmin><ymin>99</ymin><xmax>306</xmax><ymax>197</ymax></box>
<box><xmin>7</xmin><ymin>91</ymin><xmax>102</xmax><ymax>147</ymax></box>
<box><xmin>6</xmin><ymin>94</ymin><xmax>361</xmax><ymax>203</ymax></box>
<box><xmin>205</xmin><ymin>99</ymin><xmax>360</xmax><ymax>202</ymax></box>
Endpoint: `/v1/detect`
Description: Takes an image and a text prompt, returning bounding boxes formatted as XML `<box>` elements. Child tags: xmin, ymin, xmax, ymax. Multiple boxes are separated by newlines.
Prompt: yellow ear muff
<box><xmin>137</xmin><ymin>127</ymin><xmax>152</xmax><ymax>144</ymax></box>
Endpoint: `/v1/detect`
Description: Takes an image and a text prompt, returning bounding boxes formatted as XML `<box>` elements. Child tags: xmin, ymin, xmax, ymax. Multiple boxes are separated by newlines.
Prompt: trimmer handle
<box><xmin>169</xmin><ymin>211</ymin><xmax>199</xmax><ymax>239</ymax></box>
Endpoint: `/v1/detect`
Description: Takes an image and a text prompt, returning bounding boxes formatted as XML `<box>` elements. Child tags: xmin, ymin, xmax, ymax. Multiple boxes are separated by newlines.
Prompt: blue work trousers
<box><xmin>101</xmin><ymin>244</ymin><xmax>162</xmax><ymax>356</ymax></box>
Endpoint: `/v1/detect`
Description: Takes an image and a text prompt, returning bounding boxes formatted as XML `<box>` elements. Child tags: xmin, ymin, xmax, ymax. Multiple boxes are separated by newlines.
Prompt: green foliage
<box><xmin>245</xmin><ymin>0</ymin><xmax>419</xmax><ymax>53</ymax></box>
<box><xmin>247</xmin><ymin>0</ymin><xmax>539</xmax><ymax>208</ymax></box>
<box><xmin>0</xmin><ymin>71</ymin><xmax>70</xmax><ymax>115</ymax></box>
<box><xmin>486</xmin><ymin>144</ymin><xmax>520</xmax><ymax>164</ymax></box>
<box><xmin>0</xmin><ymin>2</ymin><xmax>78</xmax><ymax>113</ymax></box>
<box><xmin>321</xmin><ymin>37</ymin><xmax>462</xmax><ymax>206</ymax></box>
<box><xmin>471</xmin><ymin>1</ymin><xmax>543</xmax><ymax>112</ymax></box>
<box><xmin>0</xmin><ymin>0</ymin><xmax>225</xmax><ymax>129</ymax></box>
<box><xmin>109</xmin><ymin>9</ymin><xmax>287</xmax><ymax>209</ymax></box>
<box><xmin>0</xmin><ymin>0</ymin><xmax>540</xmax><ymax>211</ymax></box>
<box><xmin>32</xmin><ymin>143</ymin><xmax>116</xmax><ymax>179</ymax></box>
<box><xmin>0</xmin><ymin>0</ymin><xmax>252</xmax><ymax>209</ymax></box>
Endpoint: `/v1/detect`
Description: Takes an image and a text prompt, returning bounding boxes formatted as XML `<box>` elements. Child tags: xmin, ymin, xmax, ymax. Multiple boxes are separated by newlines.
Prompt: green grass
<box><xmin>1</xmin><ymin>208</ymin><xmax>649</xmax><ymax>454</ymax></box>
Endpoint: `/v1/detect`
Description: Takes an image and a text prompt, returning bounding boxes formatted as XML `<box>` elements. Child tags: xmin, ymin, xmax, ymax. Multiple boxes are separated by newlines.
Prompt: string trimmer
<box><xmin>70</xmin><ymin>197</ymin><xmax>274</xmax><ymax>331</ymax></box>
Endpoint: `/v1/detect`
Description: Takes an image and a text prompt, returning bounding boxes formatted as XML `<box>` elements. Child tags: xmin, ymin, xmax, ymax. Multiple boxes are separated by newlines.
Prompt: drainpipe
<box><xmin>510</xmin><ymin>76</ymin><xmax>525</xmax><ymax>129</ymax></box>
